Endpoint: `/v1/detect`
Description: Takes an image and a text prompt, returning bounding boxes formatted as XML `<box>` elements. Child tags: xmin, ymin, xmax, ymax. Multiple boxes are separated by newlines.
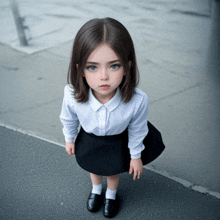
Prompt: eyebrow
<box><xmin>86</xmin><ymin>60</ymin><xmax>121</xmax><ymax>65</ymax></box>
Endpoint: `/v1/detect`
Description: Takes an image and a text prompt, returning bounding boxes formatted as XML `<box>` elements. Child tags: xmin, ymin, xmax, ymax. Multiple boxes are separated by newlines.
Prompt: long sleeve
<box><xmin>127</xmin><ymin>92</ymin><xmax>148</xmax><ymax>159</ymax></box>
<box><xmin>60</xmin><ymin>85</ymin><xmax>79</xmax><ymax>143</ymax></box>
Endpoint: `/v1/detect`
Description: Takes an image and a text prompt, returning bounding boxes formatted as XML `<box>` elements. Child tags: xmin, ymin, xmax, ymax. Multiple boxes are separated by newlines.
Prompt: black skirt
<box><xmin>75</xmin><ymin>121</ymin><xmax>165</xmax><ymax>176</ymax></box>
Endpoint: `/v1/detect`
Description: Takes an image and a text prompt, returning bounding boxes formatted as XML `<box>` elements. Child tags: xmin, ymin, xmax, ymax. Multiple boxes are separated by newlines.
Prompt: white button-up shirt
<box><xmin>60</xmin><ymin>85</ymin><xmax>149</xmax><ymax>159</ymax></box>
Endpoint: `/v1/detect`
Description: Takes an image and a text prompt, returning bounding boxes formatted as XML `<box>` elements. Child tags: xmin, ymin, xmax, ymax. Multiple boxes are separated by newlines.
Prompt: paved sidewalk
<box><xmin>1</xmin><ymin>126</ymin><xmax>220</xmax><ymax>220</ymax></box>
<box><xmin>0</xmin><ymin>0</ymin><xmax>219</xmax><ymax>205</ymax></box>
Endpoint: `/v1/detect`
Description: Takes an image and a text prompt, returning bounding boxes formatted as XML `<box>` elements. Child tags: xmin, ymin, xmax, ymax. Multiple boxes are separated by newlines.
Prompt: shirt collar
<box><xmin>89</xmin><ymin>88</ymin><xmax>121</xmax><ymax>112</ymax></box>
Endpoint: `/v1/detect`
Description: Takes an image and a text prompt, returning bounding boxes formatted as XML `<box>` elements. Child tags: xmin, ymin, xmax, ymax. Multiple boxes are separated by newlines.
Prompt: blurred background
<box><xmin>1</xmin><ymin>0</ymin><xmax>219</xmax><ymax>196</ymax></box>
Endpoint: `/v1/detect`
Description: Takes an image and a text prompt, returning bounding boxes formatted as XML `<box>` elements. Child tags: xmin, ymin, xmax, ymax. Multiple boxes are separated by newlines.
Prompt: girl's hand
<box><xmin>66</xmin><ymin>142</ymin><xmax>75</xmax><ymax>156</ymax></box>
<box><xmin>129</xmin><ymin>158</ymin><xmax>143</xmax><ymax>180</ymax></box>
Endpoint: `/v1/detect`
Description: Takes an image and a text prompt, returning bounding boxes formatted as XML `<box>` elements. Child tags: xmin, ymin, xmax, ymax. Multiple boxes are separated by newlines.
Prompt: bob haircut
<box><xmin>68</xmin><ymin>17</ymin><xmax>139</xmax><ymax>103</ymax></box>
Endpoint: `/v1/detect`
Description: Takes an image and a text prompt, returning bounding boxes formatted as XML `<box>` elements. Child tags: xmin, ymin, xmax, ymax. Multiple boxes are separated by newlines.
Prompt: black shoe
<box><xmin>103</xmin><ymin>197</ymin><xmax>119</xmax><ymax>218</ymax></box>
<box><xmin>87</xmin><ymin>192</ymin><xmax>102</xmax><ymax>212</ymax></box>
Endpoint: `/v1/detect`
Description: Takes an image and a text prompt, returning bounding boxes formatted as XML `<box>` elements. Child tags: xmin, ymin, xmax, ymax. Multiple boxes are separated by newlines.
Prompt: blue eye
<box><xmin>87</xmin><ymin>66</ymin><xmax>97</xmax><ymax>71</ymax></box>
<box><xmin>110</xmin><ymin>64</ymin><xmax>120</xmax><ymax>70</ymax></box>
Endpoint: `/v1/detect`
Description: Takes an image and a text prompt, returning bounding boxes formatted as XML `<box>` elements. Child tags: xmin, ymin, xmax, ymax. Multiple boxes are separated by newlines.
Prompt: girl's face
<box><xmin>83</xmin><ymin>43</ymin><xmax>125</xmax><ymax>104</ymax></box>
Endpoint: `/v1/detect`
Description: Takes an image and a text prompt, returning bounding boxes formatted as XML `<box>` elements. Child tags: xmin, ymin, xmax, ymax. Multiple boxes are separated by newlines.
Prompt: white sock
<box><xmin>92</xmin><ymin>183</ymin><xmax>102</xmax><ymax>195</ymax></box>
<box><xmin>105</xmin><ymin>188</ymin><xmax>117</xmax><ymax>200</ymax></box>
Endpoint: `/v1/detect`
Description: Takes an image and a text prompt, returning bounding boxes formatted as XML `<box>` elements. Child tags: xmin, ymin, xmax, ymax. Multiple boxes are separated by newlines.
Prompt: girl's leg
<box><xmin>106</xmin><ymin>174</ymin><xmax>120</xmax><ymax>200</ymax></box>
<box><xmin>90</xmin><ymin>173</ymin><xmax>103</xmax><ymax>195</ymax></box>
<box><xmin>90</xmin><ymin>173</ymin><xmax>103</xmax><ymax>185</ymax></box>
<box><xmin>103</xmin><ymin>174</ymin><xmax>120</xmax><ymax>218</ymax></box>
<box><xmin>107</xmin><ymin>174</ymin><xmax>120</xmax><ymax>190</ymax></box>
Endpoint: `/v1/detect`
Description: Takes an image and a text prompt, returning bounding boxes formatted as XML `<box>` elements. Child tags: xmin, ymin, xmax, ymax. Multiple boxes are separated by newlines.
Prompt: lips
<box><xmin>100</xmin><ymin>84</ymin><xmax>110</xmax><ymax>90</ymax></box>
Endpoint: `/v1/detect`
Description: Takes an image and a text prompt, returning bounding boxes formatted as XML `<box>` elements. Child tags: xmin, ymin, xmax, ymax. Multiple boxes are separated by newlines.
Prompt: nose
<box><xmin>100</xmin><ymin>68</ymin><xmax>109</xmax><ymax>81</ymax></box>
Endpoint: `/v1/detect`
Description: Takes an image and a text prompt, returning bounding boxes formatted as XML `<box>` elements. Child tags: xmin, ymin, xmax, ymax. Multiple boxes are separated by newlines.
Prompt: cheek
<box><xmin>118</xmin><ymin>74</ymin><xmax>124</xmax><ymax>81</ymax></box>
<box><xmin>118</xmin><ymin>70</ymin><xmax>126</xmax><ymax>80</ymax></box>
<box><xmin>84</xmin><ymin>73</ymin><xmax>96</xmax><ymax>85</ymax></box>
<box><xmin>113</xmin><ymin>72</ymin><xmax>125</xmax><ymax>84</ymax></box>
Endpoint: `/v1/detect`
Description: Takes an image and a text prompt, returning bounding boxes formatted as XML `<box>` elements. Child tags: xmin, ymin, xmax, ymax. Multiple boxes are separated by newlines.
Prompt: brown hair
<box><xmin>68</xmin><ymin>17</ymin><xmax>139</xmax><ymax>103</ymax></box>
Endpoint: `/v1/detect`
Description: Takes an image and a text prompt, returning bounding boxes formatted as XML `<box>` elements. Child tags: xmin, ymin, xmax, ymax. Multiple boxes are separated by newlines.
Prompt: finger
<box><xmin>72</xmin><ymin>148</ymin><xmax>75</xmax><ymax>155</ymax></box>
<box><xmin>67</xmin><ymin>149</ymin><xmax>73</xmax><ymax>156</ymax></box>
<box><xmin>129</xmin><ymin>166</ymin><xmax>133</xmax><ymax>175</ymax></box>
<box><xmin>137</xmin><ymin>171</ymin><xmax>141</xmax><ymax>179</ymax></box>
<box><xmin>133</xmin><ymin>170</ymin><xmax>137</xmax><ymax>180</ymax></box>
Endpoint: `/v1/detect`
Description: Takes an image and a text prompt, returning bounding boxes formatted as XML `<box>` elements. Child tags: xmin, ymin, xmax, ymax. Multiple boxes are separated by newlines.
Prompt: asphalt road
<box><xmin>1</xmin><ymin>126</ymin><xmax>220</xmax><ymax>220</ymax></box>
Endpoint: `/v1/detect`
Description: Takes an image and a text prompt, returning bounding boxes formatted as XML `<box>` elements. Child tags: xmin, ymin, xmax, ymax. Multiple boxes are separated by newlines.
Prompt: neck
<box><xmin>92</xmin><ymin>90</ymin><xmax>117</xmax><ymax>104</ymax></box>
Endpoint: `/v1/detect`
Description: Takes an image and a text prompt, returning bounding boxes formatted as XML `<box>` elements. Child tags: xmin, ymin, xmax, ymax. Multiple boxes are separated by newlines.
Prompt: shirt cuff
<box><xmin>128</xmin><ymin>142</ymin><xmax>145</xmax><ymax>159</ymax></box>
<box><xmin>65</xmin><ymin>137</ymin><xmax>75</xmax><ymax>143</ymax></box>
<box><xmin>130</xmin><ymin>153</ymin><xmax>141</xmax><ymax>159</ymax></box>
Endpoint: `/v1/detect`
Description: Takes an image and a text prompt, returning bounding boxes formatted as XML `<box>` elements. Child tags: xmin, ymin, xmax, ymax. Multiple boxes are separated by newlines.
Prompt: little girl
<box><xmin>60</xmin><ymin>17</ymin><xmax>149</xmax><ymax>218</ymax></box>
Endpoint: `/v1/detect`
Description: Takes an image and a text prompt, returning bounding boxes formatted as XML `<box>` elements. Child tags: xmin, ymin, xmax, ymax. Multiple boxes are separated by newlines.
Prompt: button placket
<box><xmin>99</xmin><ymin>106</ymin><xmax>106</xmax><ymax>136</ymax></box>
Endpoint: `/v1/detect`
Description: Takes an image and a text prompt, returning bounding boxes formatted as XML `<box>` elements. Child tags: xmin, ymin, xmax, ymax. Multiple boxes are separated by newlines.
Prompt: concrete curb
<box><xmin>145</xmin><ymin>166</ymin><xmax>220</xmax><ymax>200</ymax></box>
